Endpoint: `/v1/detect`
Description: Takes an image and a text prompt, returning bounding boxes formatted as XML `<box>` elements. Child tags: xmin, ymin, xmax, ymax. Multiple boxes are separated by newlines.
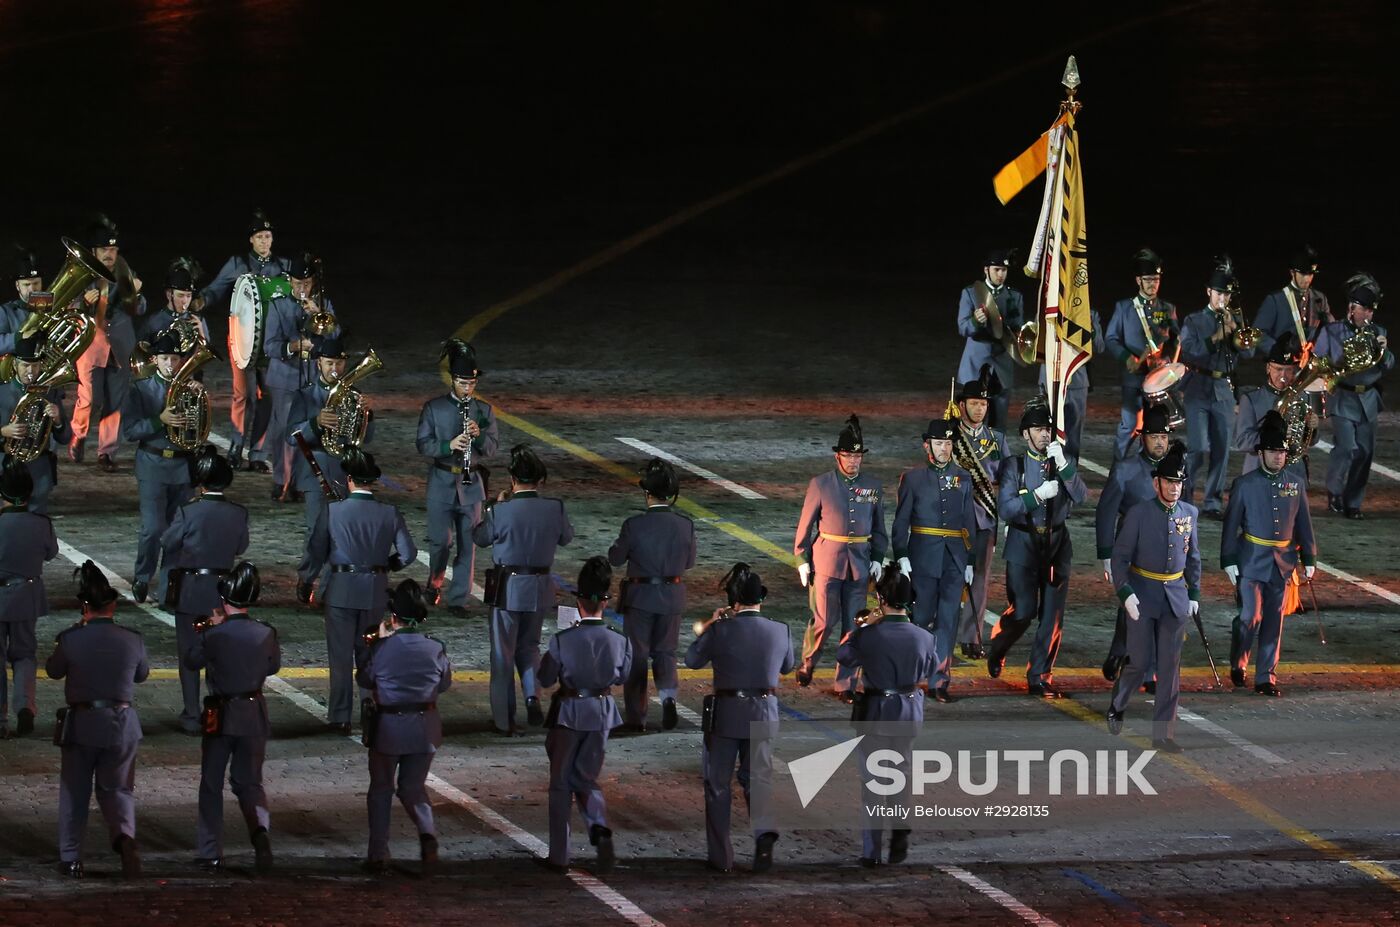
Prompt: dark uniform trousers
<box><xmin>1114</xmin><ymin>608</ymin><xmax>1188</xmax><ymax>740</ymax></box>
<box><xmin>198</xmin><ymin>724</ymin><xmax>270</xmax><ymax>858</ymax></box>
<box><xmin>957</xmin><ymin>527</ymin><xmax>995</xmax><ymax>647</ymax></box>
<box><xmin>702</xmin><ymin>731</ymin><xmax>777</xmax><ymax>866</ymax></box>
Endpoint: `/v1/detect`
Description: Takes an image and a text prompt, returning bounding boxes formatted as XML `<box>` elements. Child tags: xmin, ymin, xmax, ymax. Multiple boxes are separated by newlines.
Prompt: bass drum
<box><xmin>228</xmin><ymin>274</ymin><xmax>292</xmax><ymax>369</ymax></box>
<box><xmin>1141</xmin><ymin>362</ymin><xmax>1187</xmax><ymax>430</ymax></box>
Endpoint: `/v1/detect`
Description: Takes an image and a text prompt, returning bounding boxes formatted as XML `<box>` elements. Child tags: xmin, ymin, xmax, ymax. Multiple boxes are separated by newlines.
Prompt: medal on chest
<box><xmin>852</xmin><ymin>487</ymin><xmax>879</xmax><ymax>504</ymax></box>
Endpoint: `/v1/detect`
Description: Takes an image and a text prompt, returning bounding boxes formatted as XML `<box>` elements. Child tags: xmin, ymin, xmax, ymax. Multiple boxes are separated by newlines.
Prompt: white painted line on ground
<box><xmin>1177</xmin><ymin>709</ymin><xmax>1289</xmax><ymax>765</ymax></box>
<box><xmin>1315</xmin><ymin>440</ymin><xmax>1400</xmax><ymax>481</ymax></box>
<box><xmin>55</xmin><ymin>540</ymin><xmax>175</xmax><ymax>629</ymax></box>
<box><xmin>615</xmin><ymin>437</ymin><xmax>766</xmax><ymax>500</ymax></box>
<box><xmin>1077</xmin><ymin>457</ymin><xmax>1110</xmax><ymax>478</ymax></box>
<box><xmin>939</xmin><ymin>865</ymin><xmax>1063</xmax><ymax>926</ymax></box>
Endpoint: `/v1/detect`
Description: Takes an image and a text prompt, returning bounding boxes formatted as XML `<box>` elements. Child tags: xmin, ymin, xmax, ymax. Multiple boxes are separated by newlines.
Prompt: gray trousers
<box><xmin>988</xmin><ymin>557</ymin><xmax>1071</xmax><ymax>685</ymax></box>
<box><xmin>957</xmin><ymin>526</ymin><xmax>995</xmax><ymax>647</ymax></box>
<box><xmin>198</xmin><ymin>732</ymin><xmax>270</xmax><ymax>859</ymax></box>
<box><xmin>488</xmin><ymin>608</ymin><xmax>544</xmax><ymax>732</ymax></box>
<box><xmin>1326</xmin><ymin>416</ymin><xmax>1376</xmax><ymax>510</ymax></box>
<box><xmin>175</xmin><ymin>611</ymin><xmax>205</xmax><ymax>728</ymax></box>
<box><xmin>265</xmin><ymin>387</ymin><xmax>297</xmax><ymax>490</ymax></box>
<box><xmin>326</xmin><ymin>605</ymin><xmax>376</xmax><ymax>723</ymax></box>
<box><xmin>0</xmin><ymin>619</ymin><xmax>37</xmax><ymax>721</ymax></box>
<box><xmin>297</xmin><ymin>486</ymin><xmax>331</xmax><ymax>586</ymax></box>
<box><xmin>1234</xmin><ymin>572</ymin><xmax>1286</xmax><ymax>685</ymax></box>
<box><xmin>1111</xmin><ymin>606</ymin><xmax>1188</xmax><ymax>741</ymax></box>
<box><xmin>545</xmin><ymin>726</ymin><xmax>608</xmax><ymax>867</ymax></box>
<box><xmin>59</xmin><ymin>739</ymin><xmax>138</xmax><ymax>862</ymax></box>
<box><xmin>367</xmin><ymin>750</ymin><xmax>435</xmax><ymax>862</ymax></box>
<box><xmin>912</xmin><ymin>558</ymin><xmax>965</xmax><ymax>689</ymax></box>
<box><xmin>229</xmin><ymin>363</ymin><xmax>271</xmax><ymax>462</ymax></box>
<box><xmin>800</xmin><ymin>575</ymin><xmax>862</xmax><ymax>692</ymax></box>
<box><xmin>427</xmin><ymin>496</ymin><xmax>480</xmax><ymax>606</ymax></box>
<box><xmin>621</xmin><ymin>608</ymin><xmax>680</xmax><ymax>726</ymax></box>
<box><xmin>1114</xmin><ymin>385</ymin><xmax>1144</xmax><ymax>459</ymax></box>
<box><xmin>702</xmin><ymin>733</ymin><xmax>776</xmax><ymax>870</ymax></box>
<box><xmin>1063</xmin><ymin>383</ymin><xmax>1088</xmax><ymax>460</ymax></box>
<box><xmin>136</xmin><ymin>480</ymin><xmax>188</xmax><ymax>584</ymax></box>
<box><xmin>1185</xmin><ymin>396</ymin><xmax>1233</xmax><ymax>513</ymax></box>
<box><xmin>859</xmin><ymin>734</ymin><xmax>914</xmax><ymax>861</ymax></box>
<box><xmin>1107</xmin><ymin>606</ymin><xmax>1157</xmax><ymax>680</ymax></box>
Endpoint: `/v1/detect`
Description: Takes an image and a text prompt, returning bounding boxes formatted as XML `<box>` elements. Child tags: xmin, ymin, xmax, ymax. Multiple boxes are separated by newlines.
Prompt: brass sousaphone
<box><xmin>0</xmin><ymin>237</ymin><xmax>114</xmax><ymax>382</ymax></box>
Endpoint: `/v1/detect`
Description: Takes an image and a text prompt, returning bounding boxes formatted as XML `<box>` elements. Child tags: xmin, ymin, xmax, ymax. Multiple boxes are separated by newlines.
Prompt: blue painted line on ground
<box><xmin>778</xmin><ymin>702</ymin><xmax>851</xmax><ymax>744</ymax></box>
<box><xmin>1061</xmin><ymin>868</ymin><xmax>1175</xmax><ymax>927</ymax></box>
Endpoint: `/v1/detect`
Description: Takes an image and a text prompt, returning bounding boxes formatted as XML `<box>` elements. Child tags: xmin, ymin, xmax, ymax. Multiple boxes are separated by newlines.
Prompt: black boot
<box><xmin>589</xmin><ymin>825</ymin><xmax>615</xmax><ymax>875</ymax></box>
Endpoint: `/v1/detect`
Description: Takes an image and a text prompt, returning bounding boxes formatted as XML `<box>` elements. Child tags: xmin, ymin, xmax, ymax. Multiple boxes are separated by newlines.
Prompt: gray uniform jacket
<box><xmin>996</xmin><ymin>453</ymin><xmax>1087</xmax><ymax>566</ymax></box>
<box><xmin>0</xmin><ymin>378</ymin><xmax>72</xmax><ymax>496</ymax></box>
<box><xmin>1254</xmin><ymin>286</ymin><xmax>1331</xmax><ymax>356</ymax></box>
<box><xmin>1234</xmin><ymin>385</ymin><xmax>1299</xmax><ymax>473</ymax></box>
<box><xmin>357</xmin><ymin>631</ymin><xmax>452</xmax><ymax>754</ymax></box>
<box><xmin>1179</xmin><ymin>307</ymin><xmax>1254</xmax><ymax>401</ymax></box>
<box><xmin>1314</xmin><ymin>320</ymin><xmax>1394</xmax><ymax>423</ymax></box>
<box><xmin>1111</xmin><ymin>498</ymin><xmax>1202</xmax><ymax>619</ymax></box>
<box><xmin>309</xmin><ymin>490</ymin><xmax>417</xmax><ymax>610</ymax></box>
<box><xmin>836</xmin><ymin>617</ymin><xmax>937</xmax><ymax>732</ymax></box>
<box><xmin>607</xmin><ymin>505</ymin><xmax>697</xmax><ymax>613</ymax></box>
<box><xmin>416</xmin><ymin>393</ymin><xmax>500</xmax><ymax>509</ymax></box>
<box><xmin>0</xmin><ymin>298</ymin><xmax>32</xmax><ymax>355</ymax></box>
<box><xmin>959</xmin><ymin>423</ymin><xmax>1007</xmax><ymax>533</ymax></box>
<box><xmin>471</xmin><ymin>491</ymin><xmax>573</xmax><ymax>611</ymax></box>
<box><xmin>287</xmin><ymin>376</ymin><xmax>376</xmax><ymax>495</ymax></box>
<box><xmin>794</xmin><ymin>469</ymin><xmax>889</xmax><ymax>581</ymax></box>
<box><xmin>891</xmin><ymin>462</ymin><xmax>976</xmax><ymax>572</ymax></box>
<box><xmin>1095</xmin><ymin>451</ymin><xmax>1161</xmax><ymax>559</ymax></box>
<box><xmin>160</xmin><ymin>493</ymin><xmax>250</xmax><ymax>615</ymax></box>
<box><xmin>0</xmin><ymin>506</ymin><xmax>58</xmax><ymax>620</ymax></box>
<box><xmin>957</xmin><ymin>281</ymin><xmax>1025</xmax><ymax>384</ymax></box>
<box><xmin>121</xmin><ymin>374</ymin><xmax>193</xmax><ymax>485</ymax></box>
<box><xmin>199</xmin><ymin>252</ymin><xmax>289</xmax><ymax>313</ymax></box>
<box><xmin>1106</xmin><ymin>297</ymin><xmax>1179</xmax><ymax>391</ymax></box>
<box><xmin>684</xmin><ymin>611</ymin><xmax>795</xmax><ymax>739</ymax></box>
<box><xmin>138</xmin><ymin>307</ymin><xmax>210</xmax><ymax>346</ymax></box>
<box><xmin>184</xmin><ymin>614</ymin><xmax>280</xmax><ymax>738</ymax></box>
<box><xmin>46</xmin><ymin>619</ymin><xmax>149</xmax><ymax>748</ymax></box>
<box><xmin>1220</xmin><ymin>467</ymin><xmax>1316</xmax><ymax>580</ymax></box>
<box><xmin>263</xmin><ymin>294</ymin><xmax>337</xmax><ymax>390</ymax></box>
<box><xmin>538</xmin><ymin>621</ymin><xmax>630</xmax><ymax>731</ymax></box>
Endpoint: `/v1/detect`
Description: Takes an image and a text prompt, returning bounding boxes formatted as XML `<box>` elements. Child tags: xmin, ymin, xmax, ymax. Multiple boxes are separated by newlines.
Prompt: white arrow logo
<box><xmin>787</xmin><ymin>735</ymin><xmax>864</xmax><ymax>808</ymax></box>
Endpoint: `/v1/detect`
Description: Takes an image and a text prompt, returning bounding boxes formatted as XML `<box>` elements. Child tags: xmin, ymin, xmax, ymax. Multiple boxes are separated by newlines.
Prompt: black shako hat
<box><xmin>75</xmin><ymin>560</ymin><xmax>118</xmax><ymax>607</ymax></box>
<box><xmin>958</xmin><ymin>363</ymin><xmax>1004</xmax><ymax>401</ymax></box>
<box><xmin>13</xmin><ymin>332</ymin><xmax>45</xmax><ymax>363</ymax></box>
<box><xmin>1289</xmin><ymin>244</ymin><xmax>1319</xmax><ymax>275</ymax></box>
<box><xmin>0</xmin><ymin>457</ymin><xmax>34</xmax><ymax>505</ymax></box>
<box><xmin>923</xmin><ymin>419</ymin><xmax>956</xmax><ymax>441</ymax></box>
<box><xmin>721</xmin><ymin>562</ymin><xmax>766</xmax><ymax>607</ymax></box>
<box><xmin>1154</xmin><ymin>440</ymin><xmax>1189</xmax><ymax>481</ymax></box>
<box><xmin>1256</xmin><ymin>410</ymin><xmax>1288</xmax><ymax>452</ymax></box>
<box><xmin>1267</xmin><ymin>332</ymin><xmax>1303</xmax><ymax>366</ymax></box>
<box><xmin>389</xmin><ymin>579</ymin><xmax>429</xmax><ymax>625</ymax></box>
<box><xmin>343</xmin><ymin>448</ymin><xmax>382</xmax><ymax>484</ymax></box>
<box><xmin>248</xmin><ymin>210</ymin><xmax>274</xmax><ymax>236</ymax></box>
<box><xmin>1141</xmin><ymin>403</ymin><xmax>1176</xmax><ymax>435</ymax></box>
<box><xmin>218</xmin><ymin>561</ymin><xmax>261</xmax><ymax>607</ymax></box>
<box><xmin>638</xmin><ymin>457</ymin><xmax>679</xmax><ymax>500</ymax></box>
<box><xmin>1133</xmin><ymin>247</ymin><xmax>1163</xmax><ymax>277</ymax></box>
<box><xmin>833</xmin><ymin>414</ymin><xmax>867</xmax><ymax>453</ymax></box>
<box><xmin>508</xmin><ymin>444</ymin><xmax>547</xmax><ymax>484</ymax></box>
<box><xmin>13</xmin><ymin>245</ymin><xmax>40</xmax><ymax>281</ymax></box>
<box><xmin>193</xmin><ymin>446</ymin><xmax>234</xmax><ymax>491</ymax></box>
<box><xmin>576</xmin><ymin>556</ymin><xmax>612</xmax><ymax>603</ymax></box>
<box><xmin>440</xmin><ymin>338</ymin><xmax>482</xmax><ymax>378</ymax></box>
<box><xmin>1019</xmin><ymin>395</ymin><xmax>1052</xmax><ymax>432</ymax></box>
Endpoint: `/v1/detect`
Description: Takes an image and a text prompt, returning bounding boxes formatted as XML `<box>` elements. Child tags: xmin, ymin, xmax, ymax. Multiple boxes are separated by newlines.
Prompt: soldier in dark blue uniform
<box><xmin>161</xmin><ymin>448</ymin><xmax>249</xmax><ymax>734</ymax></box>
<box><xmin>685</xmin><ymin>563</ymin><xmax>794</xmax><ymax>873</ymax></box>
<box><xmin>307</xmin><ymin>450</ymin><xmax>417</xmax><ymax>732</ymax></box>
<box><xmin>793</xmin><ymin>415</ymin><xmax>888</xmax><ymax>694</ymax></box>
<box><xmin>137</xmin><ymin>259</ymin><xmax>210</xmax><ymax>347</ymax></box>
<box><xmin>1221</xmin><ymin>411</ymin><xmax>1317</xmax><ymax>696</ymax></box>
<box><xmin>837</xmin><ymin>566</ymin><xmax>937</xmax><ymax>866</ymax></box>
<box><xmin>1234</xmin><ymin>332</ymin><xmax>1314</xmax><ymax>476</ymax></box>
<box><xmin>1106</xmin><ymin>442</ymin><xmax>1201</xmax><ymax>752</ymax></box>
<box><xmin>1315</xmin><ymin>280</ymin><xmax>1395</xmax><ymax>518</ymax></box>
<box><xmin>0</xmin><ymin>332</ymin><xmax>72</xmax><ymax>515</ymax></box>
<box><xmin>608</xmin><ymin>457</ymin><xmax>696</xmax><ymax>732</ymax></box>
<box><xmin>891</xmin><ymin>419</ymin><xmax>975</xmax><ymax>702</ymax></box>
<box><xmin>46</xmin><ymin>562</ymin><xmax>149</xmax><ymax>878</ymax></box>
<box><xmin>0</xmin><ymin>461</ymin><xmax>57</xmax><ymax>739</ymax></box>
<box><xmin>121</xmin><ymin>328</ymin><xmax>195</xmax><ymax>604</ymax></box>
<box><xmin>986</xmin><ymin>397</ymin><xmax>1087</xmax><ymax>696</ymax></box>
<box><xmin>537</xmin><ymin>557</ymin><xmax>631</xmax><ymax>874</ymax></box>
<box><xmin>472</xmin><ymin>445</ymin><xmax>574</xmax><ymax>734</ymax></box>
<box><xmin>954</xmin><ymin>370</ymin><xmax>1007</xmax><ymax>660</ymax></box>
<box><xmin>419</xmin><ymin>340</ymin><xmax>499</xmax><ymax>615</ymax></box>
<box><xmin>358</xmin><ymin>579</ymin><xmax>452</xmax><ymax>875</ymax></box>
<box><xmin>957</xmin><ymin>249</ymin><xmax>1025</xmax><ymax>429</ymax></box>
<box><xmin>1106</xmin><ymin>249</ymin><xmax>1179</xmax><ymax>459</ymax></box>
<box><xmin>199</xmin><ymin>211</ymin><xmax>286</xmax><ymax>470</ymax></box>
<box><xmin>1179</xmin><ymin>260</ymin><xmax>1255</xmax><ymax>517</ymax></box>
<box><xmin>1252</xmin><ymin>245</ymin><xmax>1331</xmax><ymax>357</ymax></box>
<box><xmin>184</xmin><ymin>562</ymin><xmax>279</xmax><ymax>873</ymax></box>
<box><xmin>0</xmin><ymin>246</ymin><xmax>43</xmax><ymax>356</ymax></box>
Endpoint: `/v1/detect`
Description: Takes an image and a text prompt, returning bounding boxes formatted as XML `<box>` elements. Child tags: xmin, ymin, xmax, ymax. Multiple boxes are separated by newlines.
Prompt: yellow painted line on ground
<box><xmin>1046</xmin><ymin>697</ymin><xmax>1400</xmax><ymax>892</ymax></box>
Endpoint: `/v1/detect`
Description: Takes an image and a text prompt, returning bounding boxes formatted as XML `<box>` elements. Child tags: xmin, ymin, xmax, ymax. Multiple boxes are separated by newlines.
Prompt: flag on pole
<box><xmin>991</xmin><ymin>114</ymin><xmax>1067</xmax><ymax>206</ymax></box>
<box><xmin>1040</xmin><ymin>109</ymin><xmax>1093</xmax><ymax>438</ymax></box>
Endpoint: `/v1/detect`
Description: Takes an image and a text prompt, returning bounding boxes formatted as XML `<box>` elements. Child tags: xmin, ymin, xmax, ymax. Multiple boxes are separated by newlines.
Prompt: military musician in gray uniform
<box><xmin>794</xmin><ymin>415</ymin><xmax>888</xmax><ymax>694</ymax></box>
<box><xmin>1234</xmin><ymin>332</ymin><xmax>1313</xmax><ymax>476</ymax></box>
<box><xmin>1314</xmin><ymin>279</ymin><xmax>1394</xmax><ymax>519</ymax></box>
<box><xmin>954</xmin><ymin>370</ymin><xmax>1007</xmax><ymax>660</ymax></box>
<box><xmin>837</xmin><ymin>566</ymin><xmax>937</xmax><ymax>866</ymax></box>
<box><xmin>537</xmin><ymin>556</ymin><xmax>631</xmax><ymax>874</ymax></box>
<box><xmin>685</xmin><ymin>563</ymin><xmax>793</xmax><ymax>873</ymax></box>
<box><xmin>46</xmin><ymin>562</ymin><xmax>149</xmax><ymax>878</ymax></box>
<box><xmin>121</xmin><ymin>328</ymin><xmax>195</xmax><ymax>605</ymax></box>
<box><xmin>986</xmin><ymin>397</ymin><xmax>1087</xmax><ymax>696</ymax></box>
<box><xmin>957</xmin><ymin>249</ymin><xmax>1025</xmax><ymax>429</ymax></box>
<box><xmin>161</xmin><ymin>448</ymin><xmax>249</xmax><ymax>734</ymax></box>
<box><xmin>184</xmin><ymin>562</ymin><xmax>279</xmax><ymax>873</ymax></box>
<box><xmin>1252</xmin><ymin>245</ymin><xmax>1331</xmax><ymax>357</ymax></box>
<box><xmin>891</xmin><ymin>419</ymin><xmax>975</xmax><ymax>703</ymax></box>
<box><xmin>472</xmin><ymin>445</ymin><xmax>574</xmax><ymax>734</ymax></box>
<box><xmin>0</xmin><ymin>332</ymin><xmax>72</xmax><ymax>515</ymax></box>
<box><xmin>0</xmin><ymin>247</ymin><xmax>43</xmax><ymax>356</ymax></box>
<box><xmin>1106</xmin><ymin>249</ymin><xmax>1179</xmax><ymax>459</ymax></box>
<box><xmin>1221</xmin><ymin>411</ymin><xmax>1317</xmax><ymax>696</ymax></box>
<box><xmin>0</xmin><ymin>460</ymin><xmax>57</xmax><ymax>739</ymax></box>
<box><xmin>307</xmin><ymin>450</ymin><xmax>417</xmax><ymax>733</ymax></box>
<box><xmin>138</xmin><ymin>259</ymin><xmax>209</xmax><ymax>346</ymax></box>
<box><xmin>357</xmin><ymin>579</ymin><xmax>452</xmax><ymax>875</ymax></box>
<box><xmin>418</xmin><ymin>339</ymin><xmax>499</xmax><ymax>615</ymax></box>
<box><xmin>608</xmin><ymin>457</ymin><xmax>696</xmax><ymax>732</ymax></box>
<box><xmin>1106</xmin><ymin>442</ymin><xmax>1200</xmax><ymax>753</ymax></box>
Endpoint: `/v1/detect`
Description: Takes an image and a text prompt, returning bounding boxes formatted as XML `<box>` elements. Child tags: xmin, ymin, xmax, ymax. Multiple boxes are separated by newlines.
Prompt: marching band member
<box><xmin>954</xmin><ymin>369</ymin><xmax>1007</xmax><ymax>660</ymax></box>
<box><xmin>684</xmin><ymin>563</ymin><xmax>794</xmax><ymax>873</ymax></box>
<box><xmin>957</xmin><ymin>249</ymin><xmax>1024</xmax><ymax>429</ymax></box>
<box><xmin>0</xmin><ymin>460</ymin><xmax>57</xmax><ymax>740</ymax></box>
<box><xmin>891</xmin><ymin>418</ymin><xmax>975</xmax><ymax>703</ymax></box>
<box><xmin>0</xmin><ymin>246</ymin><xmax>43</xmax><ymax>353</ymax></box>
<box><xmin>1252</xmin><ymin>245</ymin><xmax>1331</xmax><ymax>357</ymax></box>
<box><xmin>1106</xmin><ymin>441</ymin><xmax>1200</xmax><ymax>752</ymax></box>
<box><xmin>1221</xmin><ymin>411</ymin><xmax>1316</xmax><ymax>696</ymax></box>
<box><xmin>1106</xmin><ymin>248</ymin><xmax>1179</xmax><ymax>459</ymax></box>
<box><xmin>0</xmin><ymin>332</ymin><xmax>72</xmax><ymax>515</ymax></box>
<box><xmin>138</xmin><ymin>259</ymin><xmax>209</xmax><ymax>347</ymax></box>
<box><xmin>1234</xmin><ymin>332</ymin><xmax>1312</xmax><ymax>475</ymax></box>
<box><xmin>793</xmin><ymin>414</ymin><xmax>888</xmax><ymax>696</ymax></box>
<box><xmin>608</xmin><ymin>457</ymin><xmax>696</xmax><ymax>732</ymax></box>
<box><xmin>184</xmin><ymin>562</ymin><xmax>279</xmax><ymax>873</ymax></box>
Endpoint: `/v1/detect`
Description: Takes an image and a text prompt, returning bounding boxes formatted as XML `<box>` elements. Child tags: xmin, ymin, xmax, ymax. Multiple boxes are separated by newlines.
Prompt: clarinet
<box><xmin>460</xmin><ymin>396</ymin><xmax>474</xmax><ymax>485</ymax></box>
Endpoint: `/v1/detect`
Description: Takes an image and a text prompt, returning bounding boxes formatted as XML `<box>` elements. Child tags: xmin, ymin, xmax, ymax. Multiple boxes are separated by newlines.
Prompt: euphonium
<box><xmin>1336</xmin><ymin>322</ymin><xmax>1383</xmax><ymax>384</ymax></box>
<box><xmin>321</xmin><ymin>347</ymin><xmax>384</xmax><ymax>458</ymax></box>
<box><xmin>2</xmin><ymin>360</ymin><xmax>78</xmax><ymax>463</ymax></box>
<box><xmin>164</xmin><ymin>344</ymin><xmax>214</xmax><ymax>451</ymax></box>
<box><xmin>133</xmin><ymin>315</ymin><xmax>206</xmax><ymax>380</ymax></box>
<box><xmin>0</xmin><ymin>238</ymin><xmax>113</xmax><ymax>381</ymax></box>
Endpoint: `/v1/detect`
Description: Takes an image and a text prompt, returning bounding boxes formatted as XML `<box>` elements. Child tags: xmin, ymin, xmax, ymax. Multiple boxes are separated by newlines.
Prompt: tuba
<box><xmin>164</xmin><ymin>344</ymin><xmax>215</xmax><ymax>451</ymax></box>
<box><xmin>2</xmin><ymin>360</ymin><xmax>78</xmax><ymax>463</ymax></box>
<box><xmin>320</xmin><ymin>347</ymin><xmax>383</xmax><ymax>458</ymax></box>
<box><xmin>944</xmin><ymin>378</ymin><xmax>998</xmax><ymax>520</ymax></box>
<box><xmin>0</xmin><ymin>238</ymin><xmax>113</xmax><ymax>382</ymax></box>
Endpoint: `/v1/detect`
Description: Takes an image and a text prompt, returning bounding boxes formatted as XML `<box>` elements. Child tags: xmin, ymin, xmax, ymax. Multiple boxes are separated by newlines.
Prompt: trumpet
<box><xmin>193</xmin><ymin>614</ymin><xmax>218</xmax><ymax>633</ymax></box>
<box><xmin>692</xmin><ymin>606</ymin><xmax>735</xmax><ymax>638</ymax></box>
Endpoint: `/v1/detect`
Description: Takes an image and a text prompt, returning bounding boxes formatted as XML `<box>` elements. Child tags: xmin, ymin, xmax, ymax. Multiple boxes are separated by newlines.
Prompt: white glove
<box><xmin>898</xmin><ymin>556</ymin><xmax>913</xmax><ymax>576</ymax></box>
<box><xmin>1224</xmin><ymin>565</ymin><xmax>1239</xmax><ymax>586</ymax></box>
<box><xmin>1046</xmin><ymin>441</ymin><xmax>1067</xmax><ymax>468</ymax></box>
<box><xmin>868</xmin><ymin>561</ymin><xmax>883</xmax><ymax>583</ymax></box>
<box><xmin>1033</xmin><ymin>480</ymin><xmax>1060</xmax><ymax>502</ymax></box>
<box><xmin>1305</xmin><ymin>565</ymin><xmax>1316</xmax><ymax>580</ymax></box>
<box><xmin>798</xmin><ymin>562</ymin><xmax>811</xmax><ymax>588</ymax></box>
<box><xmin>964</xmin><ymin>564</ymin><xmax>975</xmax><ymax>586</ymax></box>
<box><xmin>1124</xmin><ymin>593</ymin><xmax>1141</xmax><ymax>622</ymax></box>
<box><xmin>1189</xmin><ymin>600</ymin><xmax>1200</xmax><ymax>617</ymax></box>
<box><xmin>1102</xmin><ymin>559</ymin><xmax>1113</xmax><ymax>582</ymax></box>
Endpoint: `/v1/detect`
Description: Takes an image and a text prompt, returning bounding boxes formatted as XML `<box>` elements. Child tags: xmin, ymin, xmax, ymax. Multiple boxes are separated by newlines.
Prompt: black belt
<box><xmin>1337</xmin><ymin>383</ymin><xmax>1373</xmax><ymax>393</ymax></box>
<box><xmin>138</xmin><ymin>443</ymin><xmax>191</xmax><ymax>459</ymax></box>
<box><xmin>626</xmin><ymin>576</ymin><xmax>683</xmax><ymax>585</ymax></box>
<box><xmin>70</xmin><ymin>700</ymin><xmax>130</xmax><ymax>710</ymax></box>
<box><xmin>214</xmin><ymin>689</ymin><xmax>263</xmax><ymax>701</ymax></box>
<box><xmin>867</xmin><ymin>686</ymin><xmax>921</xmax><ymax>698</ymax></box>
<box><xmin>331</xmin><ymin>564</ymin><xmax>388</xmax><ymax>574</ymax></box>
<box><xmin>498</xmin><ymin>564</ymin><xmax>550</xmax><ymax>575</ymax></box>
<box><xmin>559</xmin><ymin>688</ymin><xmax>612</xmax><ymax>699</ymax></box>
<box><xmin>1009</xmin><ymin>523</ymin><xmax>1063</xmax><ymax>536</ymax></box>
<box><xmin>176</xmin><ymin>568</ymin><xmax>228</xmax><ymax>577</ymax></box>
<box><xmin>0</xmin><ymin>576</ymin><xmax>35</xmax><ymax>587</ymax></box>
<box><xmin>1184</xmin><ymin>363</ymin><xmax>1230</xmax><ymax>380</ymax></box>
<box><xmin>434</xmin><ymin>461</ymin><xmax>470</xmax><ymax>475</ymax></box>
<box><xmin>377</xmin><ymin>702</ymin><xmax>436</xmax><ymax>714</ymax></box>
<box><xmin>715</xmin><ymin>688</ymin><xmax>777</xmax><ymax>698</ymax></box>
